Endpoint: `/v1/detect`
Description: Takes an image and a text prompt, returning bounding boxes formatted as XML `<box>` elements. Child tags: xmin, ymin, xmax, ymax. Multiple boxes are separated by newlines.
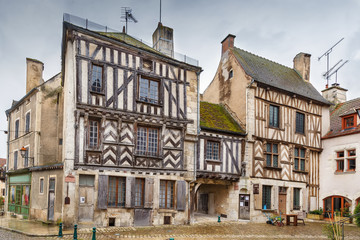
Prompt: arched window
<box><xmin>323</xmin><ymin>196</ymin><xmax>351</xmax><ymax>219</ymax></box>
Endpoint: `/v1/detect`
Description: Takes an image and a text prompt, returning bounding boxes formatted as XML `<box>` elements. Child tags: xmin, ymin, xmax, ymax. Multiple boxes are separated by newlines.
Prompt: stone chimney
<box><xmin>221</xmin><ymin>34</ymin><xmax>236</xmax><ymax>55</ymax></box>
<box><xmin>293</xmin><ymin>53</ymin><xmax>311</xmax><ymax>82</ymax></box>
<box><xmin>26</xmin><ymin>58</ymin><xmax>44</xmax><ymax>94</ymax></box>
<box><xmin>152</xmin><ymin>22</ymin><xmax>174</xmax><ymax>58</ymax></box>
<box><xmin>321</xmin><ymin>83</ymin><xmax>348</xmax><ymax>104</ymax></box>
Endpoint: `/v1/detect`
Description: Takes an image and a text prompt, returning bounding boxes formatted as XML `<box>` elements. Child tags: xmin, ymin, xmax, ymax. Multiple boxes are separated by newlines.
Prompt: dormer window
<box><xmin>341</xmin><ymin>114</ymin><xmax>356</xmax><ymax>130</ymax></box>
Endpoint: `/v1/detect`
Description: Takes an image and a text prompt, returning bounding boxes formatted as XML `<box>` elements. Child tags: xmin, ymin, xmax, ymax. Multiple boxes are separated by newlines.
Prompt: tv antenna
<box><xmin>159</xmin><ymin>0</ymin><xmax>162</xmax><ymax>23</ymax></box>
<box><xmin>121</xmin><ymin>7</ymin><xmax>138</xmax><ymax>34</ymax></box>
<box><xmin>327</xmin><ymin>60</ymin><xmax>349</xmax><ymax>84</ymax></box>
<box><xmin>318</xmin><ymin>37</ymin><xmax>344</xmax><ymax>87</ymax></box>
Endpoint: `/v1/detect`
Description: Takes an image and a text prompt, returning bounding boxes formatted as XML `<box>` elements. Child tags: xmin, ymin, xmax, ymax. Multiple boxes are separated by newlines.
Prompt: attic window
<box><xmin>142</xmin><ymin>59</ymin><xmax>153</xmax><ymax>71</ymax></box>
<box><xmin>342</xmin><ymin>114</ymin><xmax>356</xmax><ymax>130</ymax></box>
<box><xmin>228</xmin><ymin>69</ymin><xmax>233</xmax><ymax>80</ymax></box>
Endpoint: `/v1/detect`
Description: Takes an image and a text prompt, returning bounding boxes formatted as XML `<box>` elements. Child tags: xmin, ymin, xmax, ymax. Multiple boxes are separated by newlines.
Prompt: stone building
<box><xmin>320</xmin><ymin>84</ymin><xmax>360</xmax><ymax>219</ymax></box>
<box><xmin>202</xmin><ymin>34</ymin><xmax>331</xmax><ymax>221</ymax></box>
<box><xmin>0</xmin><ymin>158</ymin><xmax>6</xmax><ymax>199</ymax></box>
<box><xmin>5</xmin><ymin>58</ymin><xmax>63</xmax><ymax>221</ymax></box>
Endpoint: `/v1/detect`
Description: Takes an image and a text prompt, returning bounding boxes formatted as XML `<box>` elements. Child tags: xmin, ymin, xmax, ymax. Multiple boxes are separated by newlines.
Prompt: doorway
<box><xmin>47</xmin><ymin>178</ymin><xmax>55</xmax><ymax>221</ymax></box>
<box><xmin>239</xmin><ymin>194</ymin><xmax>250</xmax><ymax>220</ymax></box>
<box><xmin>198</xmin><ymin>194</ymin><xmax>209</xmax><ymax>214</ymax></box>
<box><xmin>278</xmin><ymin>187</ymin><xmax>287</xmax><ymax>215</ymax></box>
<box><xmin>78</xmin><ymin>175</ymin><xmax>95</xmax><ymax>222</ymax></box>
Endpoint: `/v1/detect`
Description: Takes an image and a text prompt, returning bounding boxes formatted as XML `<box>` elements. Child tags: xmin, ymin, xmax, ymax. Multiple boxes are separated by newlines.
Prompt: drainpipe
<box><xmin>5</xmin><ymin>114</ymin><xmax>10</xmax><ymax>207</ymax></box>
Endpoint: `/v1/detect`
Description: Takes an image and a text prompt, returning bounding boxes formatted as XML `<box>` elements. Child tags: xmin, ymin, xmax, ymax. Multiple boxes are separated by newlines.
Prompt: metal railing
<box><xmin>332</xmin><ymin>212</ymin><xmax>360</xmax><ymax>240</ymax></box>
<box><xmin>63</xmin><ymin>13</ymin><xmax>199</xmax><ymax>66</ymax></box>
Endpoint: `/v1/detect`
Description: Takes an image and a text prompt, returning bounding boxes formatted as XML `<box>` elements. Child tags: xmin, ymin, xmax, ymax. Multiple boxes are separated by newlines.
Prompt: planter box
<box><xmin>337</xmin><ymin>216</ymin><xmax>352</xmax><ymax>223</ymax></box>
<box><xmin>307</xmin><ymin>213</ymin><xmax>324</xmax><ymax>220</ymax></box>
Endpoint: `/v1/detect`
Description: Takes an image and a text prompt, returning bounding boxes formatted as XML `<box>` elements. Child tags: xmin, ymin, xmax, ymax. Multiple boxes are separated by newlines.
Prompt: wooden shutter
<box><xmin>126</xmin><ymin>176</ymin><xmax>135</xmax><ymax>208</ymax></box>
<box><xmin>97</xmin><ymin>175</ymin><xmax>109</xmax><ymax>210</ymax></box>
<box><xmin>177</xmin><ymin>180</ymin><xmax>186</xmax><ymax>211</ymax></box>
<box><xmin>144</xmin><ymin>178</ymin><xmax>154</xmax><ymax>208</ymax></box>
<box><xmin>290</xmin><ymin>187</ymin><xmax>294</xmax><ymax>211</ymax></box>
<box><xmin>254</xmin><ymin>184</ymin><xmax>262</xmax><ymax>210</ymax></box>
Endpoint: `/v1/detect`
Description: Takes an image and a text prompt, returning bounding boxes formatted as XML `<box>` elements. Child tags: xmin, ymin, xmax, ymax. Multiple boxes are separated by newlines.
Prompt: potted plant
<box><xmin>307</xmin><ymin>208</ymin><xmax>324</xmax><ymax>220</ymax></box>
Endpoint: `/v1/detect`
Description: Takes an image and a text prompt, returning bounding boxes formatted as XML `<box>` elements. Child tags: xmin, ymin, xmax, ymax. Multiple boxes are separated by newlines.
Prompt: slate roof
<box><xmin>231</xmin><ymin>47</ymin><xmax>330</xmax><ymax>105</ymax></box>
<box><xmin>323</xmin><ymin>97</ymin><xmax>360</xmax><ymax>139</ymax></box>
<box><xmin>200</xmin><ymin>101</ymin><xmax>246</xmax><ymax>135</ymax></box>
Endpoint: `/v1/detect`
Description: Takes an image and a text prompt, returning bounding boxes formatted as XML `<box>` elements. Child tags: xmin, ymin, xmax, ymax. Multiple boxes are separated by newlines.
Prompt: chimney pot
<box><xmin>26</xmin><ymin>58</ymin><xmax>44</xmax><ymax>94</ymax></box>
<box><xmin>293</xmin><ymin>53</ymin><xmax>311</xmax><ymax>82</ymax></box>
<box><xmin>221</xmin><ymin>34</ymin><xmax>236</xmax><ymax>55</ymax></box>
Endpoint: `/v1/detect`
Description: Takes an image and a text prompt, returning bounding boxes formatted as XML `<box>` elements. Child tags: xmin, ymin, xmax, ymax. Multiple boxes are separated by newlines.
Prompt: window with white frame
<box><xmin>335</xmin><ymin>149</ymin><xmax>356</xmax><ymax>172</ymax></box>
<box><xmin>206</xmin><ymin>140</ymin><xmax>220</xmax><ymax>161</ymax></box>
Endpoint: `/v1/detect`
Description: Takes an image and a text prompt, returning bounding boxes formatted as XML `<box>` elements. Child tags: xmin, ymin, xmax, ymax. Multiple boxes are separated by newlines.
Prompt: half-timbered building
<box><xmin>203</xmin><ymin>34</ymin><xmax>331</xmax><ymax>221</ymax></box>
<box><xmin>61</xmin><ymin>16</ymin><xmax>201</xmax><ymax>227</ymax></box>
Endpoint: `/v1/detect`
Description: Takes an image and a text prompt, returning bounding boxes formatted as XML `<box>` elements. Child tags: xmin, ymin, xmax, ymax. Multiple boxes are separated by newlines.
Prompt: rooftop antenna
<box><xmin>327</xmin><ymin>60</ymin><xmax>349</xmax><ymax>84</ymax></box>
<box><xmin>159</xmin><ymin>0</ymin><xmax>162</xmax><ymax>23</ymax></box>
<box><xmin>121</xmin><ymin>7</ymin><xmax>138</xmax><ymax>34</ymax></box>
<box><xmin>318</xmin><ymin>37</ymin><xmax>344</xmax><ymax>87</ymax></box>
<box><xmin>322</xmin><ymin>59</ymin><xmax>343</xmax><ymax>77</ymax></box>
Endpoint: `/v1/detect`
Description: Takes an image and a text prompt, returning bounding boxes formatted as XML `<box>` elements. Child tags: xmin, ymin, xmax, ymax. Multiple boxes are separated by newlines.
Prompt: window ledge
<box><xmin>264</xmin><ymin>166</ymin><xmax>282</xmax><ymax>171</ymax></box>
<box><xmin>261</xmin><ymin>209</ymin><xmax>274</xmax><ymax>212</ymax></box>
<box><xmin>134</xmin><ymin>154</ymin><xmax>162</xmax><ymax>160</ymax></box>
<box><xmin>136</xmin><ymin>99</ymin><xmax>162</xmax><ymax>107</ymax></box>
<box><xmin>206</xmin><ymin>159</ymin><xmax>222</xmax><ymax>163</ymax></box>
<box><xmin>295</xmin><ymin>132</ymin><xmax>306</xmax><ymax>136</ymax></box>
<box><xmin>268</xmin><ymin>126</ymin><xmax>284</xmax><ymax>131</ymax></box>
<box><xmin>334</xmin><ymin>171</ymin><xmax>356</xmax><ymax>175</ymax></box>
<box><xmin>158</xmin><ymin>209</ymin><xmax>176</xmax><ymax>213</ymax></box>
<box><xmin>89</xmin><ymin>91</ymin><xmax>105</xmax><ymax>96</ymax></box>
<box><xmin>86</xmin><ymin>149</ymin><xmax>102</xmax><ymax>153</ymax></box>
<box><xmin>293</xmin><ymin>170</ymin><xmax>308</xmax><ymax>174</ymax></box>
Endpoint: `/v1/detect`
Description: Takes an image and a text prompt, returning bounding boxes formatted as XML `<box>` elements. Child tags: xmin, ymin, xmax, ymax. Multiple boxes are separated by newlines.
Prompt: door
<box><xmin>48</xmin><ymin>178</ymin><xmax>55</xmax><ymax>221</ymax></box>
<box><xmin>239</xmin><ymin>194</ymin><xmax>250</xmax><ymax>220</ymax></box>
<box><xmin>279</xmin><ymin>194</ymin><xmax>287</xmax><ymax>215</ymax></box>
<box><xmin>198</xmin><ymin>194</ymin><xmax>208</xmax><ymax>214</ymax></box>
<box><xmin>78</xmin><ymin>175</ymin><xmax>95</xmax><ymax>222</ymax></box>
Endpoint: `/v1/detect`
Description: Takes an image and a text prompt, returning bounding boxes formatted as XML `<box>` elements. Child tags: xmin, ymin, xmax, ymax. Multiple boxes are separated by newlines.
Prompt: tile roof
<box><xmin>323</xmin><ymin>97</ymin><xmax>360</xmax><ymax>139</ymax></box>
<box><xmin>231</xmin><ymin>47</ymin><xmax>330</xmax><ymax>105</ymax></box>
<box><xmin>200</xmin><ymin>101</ymin><xmax>246</xmax><ymax>135</ymax></box>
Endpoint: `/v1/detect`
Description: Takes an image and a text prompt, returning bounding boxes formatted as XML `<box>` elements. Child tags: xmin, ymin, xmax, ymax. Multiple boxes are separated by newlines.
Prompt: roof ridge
<box><xmin>232</xmin><ymin>46</ymin><xmax>295</xmax><ymax>73</ymax></box>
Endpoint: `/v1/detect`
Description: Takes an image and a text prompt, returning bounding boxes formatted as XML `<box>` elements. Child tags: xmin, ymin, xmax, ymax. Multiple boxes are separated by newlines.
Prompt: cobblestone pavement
<box><xmin>37</xmin><ymin>221</ymin><xmax>360</xmax><ymax>240</ymax></box>
<box><xmin>0</xmin><ymin>228</ymin><xmax>36</xmax><ymax>240</ymax></box>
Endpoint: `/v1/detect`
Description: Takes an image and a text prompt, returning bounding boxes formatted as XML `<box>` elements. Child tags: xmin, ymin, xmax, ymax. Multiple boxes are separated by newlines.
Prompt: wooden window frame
<box><xmin>108</xmin><ymin>176</ymin><xmax>126</xmax><ymax>207</ymax></box>
<box><xmin>159</xmin><ymin>180</ymin><xmax>175</xmax><ymax>209</ymax></box>
<box><xmin>295</xmin><ymin>112</ymin><xmax>305</xmax><ymax>135</ymax></box>
<box><xmin>294</xmin><ymin>147</ymin><xmax>306</xmax><ymax>172</ymax></box>
<box><xmin>265</xmin><ymin>143</ymin><xmax>280</xmax><ymax>168</ymax></box>
<box><xmin>347</xmin><ymin>149</ymin><xmax>356</xmax><ymax>171</ymax></box>
<box><xmin>269</xmin><ymin>104</ymin><xmax>280</xmax><ymax>128</ymax></box>
<box><xmin>135</xmin><ymin>126</ymin><xmax>160</xmax><ymax>157</ymax></box>
<box><xmin>335</xmin><ymin>151</ymin><xmax>344</xmax><ymax>172</ymax></box>
<box><xmin>342</xmin><ymin>114</ymin><xmax>357</xmax><ymax>130</ymax></box>
<box><xmin>90</xmin><ymin>64</ymin><xmax>104</xmax><ymax>94</ymax></box>
<box><xmin>134</xmin><ymin>178</ymin><xmax>145</xmax><ymax>207</ymax></box>
<box><xmin>262</xmin><ymin>185</ymin><xmax>272</xmax><ymax>210</ymax></box>
<box><xmin>137</xmin><ymin>76</ymin><xmax>160</xmax><ymax>105</ymax></box>
<box><xmin>205</xmin><ymin>139</ymin><xmax>221</xmax><ymax>162</ymax></box>
<box><xmin>88</xmin><ymin>119</ymin><xmax>100</xmax><ymax>149</ymax></box>
<box><xmin>293</xmin><ymin>188</ymin><xmax>301</xmax><ymax>210</ymax></box>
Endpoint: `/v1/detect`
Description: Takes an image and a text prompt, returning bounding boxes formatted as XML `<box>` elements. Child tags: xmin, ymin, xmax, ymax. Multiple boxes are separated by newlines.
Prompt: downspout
<box><xmin>5</xmin><ymin>114</ymin><xmax>10</xmax><ymax>206</ymax></box>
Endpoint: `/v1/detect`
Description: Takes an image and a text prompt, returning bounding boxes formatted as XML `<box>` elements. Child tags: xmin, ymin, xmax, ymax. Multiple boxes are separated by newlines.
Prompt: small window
<box><xmin>15</xmin><ymin>119</ymin><xmax>19</xmax><ymax>139</ymax></box>
<box><xmin>89</xmin><ymin>120</ymin><xmax>99</xmax><ymax>148</ymax></box>
<box><xmin>342</xmin><ymin>115</ymin><xmax>356</xmax><ymax>130</ymax></box>
<box><xmin>347</xmin><ymin>149</ymin><xmax>356</xmax><ymax>171</ymax></box>
<box><xmin>138</xmin><ymin>77</ymin><xmax>159</xmax><ymax>104</ymax></box>
<box><xmin>49</xmin><ymin>178</ymin><xmax>56</xmax><ymax>191</ymax></box>
<box><xmin>135</xmin><ymin>178</ymin><xmax>145</xmax><ymax>207</ymax></box>
<box><xmin>228</xmin><ymin>69</ymin><xmax>233</xmax><ymax>79</ymax></box>
<box><xmin>336</xmin><ymin>151</ymin><xmax>344</xmax><ymax>172</ymax></box>
<box><xmin>159</xmin><ymin>180</ymin><xmax>175</xmax><ymax>209</ymax></box>
<box><xmin>269</xmin><ymin>105</ymin><xmax>279</xmax><ymax>128</ymax></box>
<box><xmin>25</xmin><ymin>112</ymin><xmax>30</xmax><ymax>133</ymax></box>
<box><xmin>91</xmin><ymin>65</ymin><xmax>103</xmax><ymax>93</ymax></box>
<box><xmin>108</xmin><ymin>177</ymin><xmax>126</xmax><ymax>207</ymax></box>
<box><xmin>206</xmin><ymin>140</ymin><xmax>220</xmax><ymax>161</ymax></box>
<box><xmin>294</xmin><ymin>148</ymin><xmax>306</xmax><ymax>171</ymax></box>
<box><xmin>293</xmin><ymin>188</ymin><xmax>301</xmax><ymax>210</ymax></box>
<box><xmin>136</xmin><ymin>126</ymin><xmax>159</xmax><ymax>157</ymax></box>
<box><xmin>14</xmin><ymin>151</ymin><xmax>18</xmax><ymax>170</ymax></box>
<box><xmin>40</xmin><ymin>178</ymin><xmax>44</xmax><ymax>193</ymax></box>
<box><xmin>262</xmin><ymin>185</ymin><xmax>272</xmax><ymax>209</ymax></box>
<box><xmin>265</xmin><ymin>143</ymin><xmax>279</xmax><ymax>168</ymax></box>
<box><xmin>296</xmin><ymin>112</ymin><xmax>305</xmax><ymax>134</ymax></box>
<box><xmin>79</xmin><ymin>175</ymin><xmax>95</xmax><ymax>186</ymax></box>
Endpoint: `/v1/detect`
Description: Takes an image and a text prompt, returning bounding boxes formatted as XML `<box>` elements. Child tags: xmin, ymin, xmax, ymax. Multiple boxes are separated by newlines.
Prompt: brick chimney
<box><xmin>293</xmin><ymin>53</ymin><xmax>311</xmax><ymax>82</ymax></box>
<box><xmin>221</xmin><ymin>34</ymin><xmax>236</xmax><ymax>55</ymax></box>
<box><xmin>152</xmin><ymin>22</ymin><xmax>174</xmax><ymax>58</ymax></box>
<box><xmin>26</xmin><ymin>58</ymin><xmax>44</xmax><ymax>94</ymax></box>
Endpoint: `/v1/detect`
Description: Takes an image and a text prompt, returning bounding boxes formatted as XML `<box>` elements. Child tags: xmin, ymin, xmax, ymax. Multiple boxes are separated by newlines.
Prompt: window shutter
<box><xmin>290</xmin><ymin>187</ymin><xmax>294</xmax><ymax>211</ymax></box>
<box><xmin>176</xmin><ymin>180</ymin><xmax>186</xmax><ymax>211</ymax></box>
<box><xmin>97</xmin><ymin>175</ymin><xmax>108</xmax><ymax>210</ymax></box>
<box><xmin>144</xmin><ymin>178</ymin><xmax>154</xmax><ymax>208</ymax></box>
<box><xmin>126</xmin><ymin>176</ymin><xmax>135</xmax><ymax>208</ymax></box>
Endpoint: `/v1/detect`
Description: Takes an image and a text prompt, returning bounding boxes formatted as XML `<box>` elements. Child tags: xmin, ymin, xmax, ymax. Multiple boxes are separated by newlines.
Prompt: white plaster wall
<box><xmin>320</xmin><ymin>133</ymin><xmax>360</xmax><ymax>212</ymax></box>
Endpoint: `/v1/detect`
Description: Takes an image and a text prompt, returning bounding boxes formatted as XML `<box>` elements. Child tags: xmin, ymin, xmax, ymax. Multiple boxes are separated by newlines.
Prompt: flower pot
<box><xmin>307</xmin><ymin>213</ymin><xmax>324</xmax><ymax>220</ymax></box>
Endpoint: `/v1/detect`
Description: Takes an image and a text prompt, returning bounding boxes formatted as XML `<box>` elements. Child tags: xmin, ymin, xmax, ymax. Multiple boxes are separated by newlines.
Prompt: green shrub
<box><xmin>354</xmin><ymin>203</ymin><xmax>360</xmax><ymax>227</ymax></box>
<box><xmin>309</xmin><ymin>208</ymin><xmax>323</xmax><ymax>215</ymax></box>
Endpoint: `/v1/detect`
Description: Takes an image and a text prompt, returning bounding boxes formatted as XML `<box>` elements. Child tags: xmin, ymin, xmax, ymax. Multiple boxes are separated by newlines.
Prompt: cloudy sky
<box><xmin>0</xmin><ymin>0</ymin><xmax>360</xmax><ymax>158</ymax></box>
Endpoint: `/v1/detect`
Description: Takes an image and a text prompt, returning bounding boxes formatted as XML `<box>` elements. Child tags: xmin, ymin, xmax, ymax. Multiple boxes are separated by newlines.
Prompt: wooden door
<box><xmin>279</xmin><ymin>194</ymin><xmax>287</xmax><ymax>215</ymax></box>
<box><xmin>199</xmin><ymin>194</ymin><xmax>208</xmax><ymax>214</ymax></box>
<box><xmin>239</xmin><ymin>194</ymin><xmax>250</xmax><ymax>220</ymax></box>
<box><xmin>78</xmin><ymin>175</ymin><xmax>95</xmax><ymax>222</ymax></box>
<box><xmin>47</xmin><ymin>178</ymin><xmax>56</xmax><ymax>221</ymax></box>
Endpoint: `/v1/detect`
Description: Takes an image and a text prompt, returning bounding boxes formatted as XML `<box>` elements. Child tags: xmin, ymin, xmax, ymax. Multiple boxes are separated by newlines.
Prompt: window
<box><xmin>136</xmin><ymin>126</ymin><xmax>159</xmax><ymax>157</ymax></box>
<box><xmin>79</xmin><ymin>175</ymin><xmax>95</xmax><ymax>186</ymax></box>
<box><xmin>139</xmin><ymin>77</ymin><xmax>159</xmax><ymax>104</ymax></box>
<box><xmin>342</xmin><ymin>115</ymin><xmax>356</xmax><ymax>130</ymax></box>
<box><xmin>336</xmin><ymin>150</ymin><xmax>356</xmax><ymax>172</ymax></box>
<box><xmin>347</xmin><ymin>149</ymin><xmax>356</xmax><ymax>171</ymax></box>
<box><xmin>108</xmin><ymin>177</ymin><xmax>126</xmax><ymax>207</ymax></box>
<box><xmin>40</xmin><ymin>179</ymin><xmax>44</xmax><ymax>193</ymax></box>
<box><xmin>135</xmin><ymin>178</ymin><xmax>144</xmax><ymax>207</ymax></box>
<box><xmin>159</xmin><ymin>180</ymin><xmax>175</xmax><ymax>209</ymax></box>
<box><xmin>294</xmin><ymin>148</ymin><xmax>306</xmax><ymax>171</ymax></box>
<box><xmin>24</xmin><ymin>147</ymin><xmax>29</xmax><ymax>168</ymax></box>
<box><xmin>14</xmin><ymin>151</ymin><xmax>18</xmax><ymax>170</ymax></box>
<box><xmin>15</xmin><ymin>119</ymin><xmax>19</xmax><ymax>138</ymax></box>
<box><xmin>336</xmin><ymin>151</ymin><xmax>344</xmax><ymax>172</ymax></box>
<box><xmin>25</xmin><ymin>112</ymin><xmax>30</xmax><ymax>133</ymax></box>
<box><xmin>296</xmin><ymin>112</ymin><xmax>305</xmax><ymax>134</ymax></box>
<box><xmin>265</xmin><ymin>143</ymin><xmax>279</xmax><ymax>168</ymax></box>
<box><xmin>228</xmin><ymin>69</ymin><xmax>233</xmax><ymax>79</ymax></box>
<box><xmin>262</xmin><ymin>185</ymin><xmax>272</xmax><ymax>209</ymax></box>
<box><xmin>206</xmin><ymin>140</ymin><xmax>220</xmax><ymax>161</ymax></box>
<box><xmin>293</xmin><ymin>188</ymin><xmax>301</xmax><ymax>210</ymax></box>
<box><xmin>91</xmin><ymin>65</ymin><xmax>103</xmax><ymax>93</ymax></box>
<box><xmin>269</xmin><ymin>105</ymin><xmax>279</xmax><ymax>128</ymax></box>
<box><xmin>89</xmin><ymin>120</ymin><xmax>99</xmax><ymax>148</ymax></box>
<box><xmin>142</xmin><ymin>59</ymin><xmax>153</xmax><ymax>71</ymax></box>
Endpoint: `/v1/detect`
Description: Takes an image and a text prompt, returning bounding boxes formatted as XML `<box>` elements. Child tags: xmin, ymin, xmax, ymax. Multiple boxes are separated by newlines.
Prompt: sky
<box><xmin>0</xmin><ymin>0</ymin><xmax>360</xmax><ymax>158</ymax></box>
